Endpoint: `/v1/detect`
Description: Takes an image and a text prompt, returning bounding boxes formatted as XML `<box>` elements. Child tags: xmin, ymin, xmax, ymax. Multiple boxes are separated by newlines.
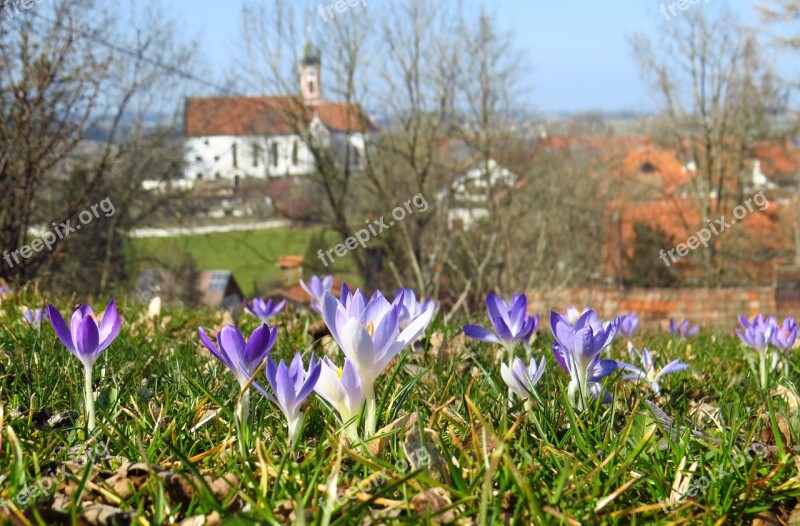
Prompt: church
<box><xmin>183</xmin><ymin>43</ymin><xmax>377</xmax><ymax>183</ymax></box>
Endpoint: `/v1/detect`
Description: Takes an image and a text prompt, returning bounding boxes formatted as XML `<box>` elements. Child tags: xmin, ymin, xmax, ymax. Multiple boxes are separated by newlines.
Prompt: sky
<box><xmin>160</xmin><ymin>0</ymin><xmax>791</xmax><ymax>114</ymax></box>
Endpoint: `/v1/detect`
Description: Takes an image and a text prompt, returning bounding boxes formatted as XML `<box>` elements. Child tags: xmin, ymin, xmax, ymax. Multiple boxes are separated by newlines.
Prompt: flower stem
<box><xmin>235</xmin><ymin>389</ymin><xmax>251</xmax><ymax>453</ymax></box>
<box><xmin>83</xmin><ymin>364</ymin><xmax>96</xmax><ymax>431</ymax></box>
<box><xmin>759</xmin><ymin>351</ymin><xmax>768</xmax><ymax>391</ymax></box>
<box><xmin>364</xmin><ymin>389</ymin><xmax>377</xmax><ymax>438</ymax></box>
<box><xmin>288</xmin><ymin>411</ymin><xmax>304</xmax><ymax>448</ymax></box>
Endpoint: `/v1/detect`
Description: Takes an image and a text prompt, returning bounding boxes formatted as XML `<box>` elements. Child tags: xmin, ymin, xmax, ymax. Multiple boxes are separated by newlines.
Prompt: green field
<box><xmin>130</xmin><ymin>227</ymin><xmax>351</xmax><ymax>296</ymax></box>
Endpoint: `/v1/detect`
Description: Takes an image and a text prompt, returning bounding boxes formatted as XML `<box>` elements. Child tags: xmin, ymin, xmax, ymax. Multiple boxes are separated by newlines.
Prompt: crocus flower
<box><xmin>668</xmin><ymin>319</ymin><xmax>699</xmax><ymax>338</ymax></box>
<box><xmin>47</xmin><ymin>300</ymin><xmax>122</xmax><ymax>430</ymax></box>
<box><xmin>736</xmin><ymin>314</ymin><xmax>775</xmax><ymax>353</ymax></box>
<box><xmin>322</xmin><ymin>288</ymin><xmax>434</xmax><ymax>436</ymax></box>
<box><xmin>21</xmin><ymin>306</ymin><xmax>44</xmax><ymax>326</ymax></box>
<box><xmin>550</xmin><ymin>308</ymin><xmax>619</xmax><ymax>410</ymax></box>
<box><xmin>565</xmin><ymin>307</ymin><xmax>589</xmax><ymax>326</ymax></box>
<box><xmin>737</xmin><ymin>314</ymin><xmax>778</xmax><ymax>389</ymax></box>
<box><xmin>619</xmin><ymin>347</ymin><xmax>688</xmax><ymax>395</ymax></box>
<box><xmin>501</xmin><ymin>356</ymin><xmax>546</xmax><ymax>401</ymax></box>
<box><xmin>393</xmin><ymin>287</ymin><xmax>439</xmax><ymax>330</ymax></box>
<box><xmin>300</xmin><ymin>275</ymin><xmax>334</xmax><ymax>313</ymax></box>
<box><xmin>770</xmin><ymin>316</ymin><xmax>797</xmax><ymax>353</ymax></box>
<box><xmin>198</xmin><ymin>323</ymin><xmax>277</xmax><ymax>389</ymax></box>
<box><xmin>262</xmin><ymin>351</ymin><xmax>321</xmax><ymax>446</ymax></box>
<box><xmin>198</xmin><ymin>323</ymin><xmax>276</xmax><ymax>443</ymax></box>
<box><xmin>463</xmin><ymin>293</ymin><xmax>540</xmax><ymax>357</ymax></box>
<box><xmin>243</xmin><ymin>297</ymin><xmax>286</xmax><ymax>321</ymax></box>
<box><xmin>619</xmin><ymin>312</ymin><xmax>639</xmax><ymax>339</ymax></box>
<box><xmin>314</xmin><ymin>358</ymin><xmax>365</xmax><ymax>441</ymax></box>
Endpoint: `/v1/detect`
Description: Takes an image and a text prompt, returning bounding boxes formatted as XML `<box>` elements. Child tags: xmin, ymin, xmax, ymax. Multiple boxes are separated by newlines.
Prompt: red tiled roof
<box><xmin>185</xmin><ymin>96</ymin><xmax>377</xmax><ymax>137</ymax></box>
<box><xmin>269</xmin><ymin>277</ymin><xmax>348</xmax><ymax>305</ymax></box>
<box><xmin>755</xmin><ymin>143</ymin><xmax>797</xmax><ymax>177</ymax></box>
<box><xmin>313</xmin><ymin>102</ymin><xmax>379</xmax><ymax>133</ymax></box>
<box><xmin>278</xmin><ymin>255</ymin><xmax>304</xmax><ymax>268</ymax></box>
<box><xmin>618</xmin><ymin>147</ymin><xmax>689</xmax><ymax>195</ymax></box>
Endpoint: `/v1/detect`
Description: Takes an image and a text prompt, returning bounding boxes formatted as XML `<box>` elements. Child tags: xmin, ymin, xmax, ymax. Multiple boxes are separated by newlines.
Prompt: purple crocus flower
<box><xmin>322</xmin><ymin>288</ymin><xmax>434</xmax><ymax>436</ymax></box>
<box><xmin>47</xmin><ymin>299</ymin><xmax>122</xmax><ymax>430</ymax></box>
<box><xmin>565</xmin><ymin>307</ymin><xmax>589</xmax><ymax>326</ymax></box>
<box><xmin>300</xmin><ymin>275</ymin><xmax>334</xmax><ymax>313</ymax></box>
<box><xmin>618</xmin><ymin>347</ymin><xmax>688</xmax><ymax>395</ymax></box>
<box><xmin>314</xmin><ymin>357</ymin><xmax>365</xmax><ymax>441</ymax></box>
<box><xmin>736</xmin><ymin>314</ymin><xmax>775</xmax><ymax>354</ymax></box>
<box><xmin>198</xmin><ymin>323</ymin><xmax>277</xmax><ymax>446</ymax></box>
<box><xmin>262</xmin><ymin>351</ymin><xmax>321</xmax><ymax>446</ymax></box>
<box><xmin>47</xmin><ymin>300</ymin><xmax>121</xmax><ymax>369</ymax></box>
<box><xmin>770</xmin><ymin>316</ymin><xmax>797</xmax><ymax>353</ymax></box>
<box><xmin>393</xmin><ymin>287</ymin><xmax>439</xmax><ymax>330</ymax></box>
<box><xmin>501</xmin><ymin>356</ymin><xmax>546</xmax><ymax>401</ymax></box>
<box><xmin>463</xmin><ymin>293</ymin><xmax>540</xmax><ymax>356</ymax></box>
<box><xmin>618</xmin><ymin>312</ymin><xmax>639</xmax><ymax>339</ymax></box>
<box><xmin>21</xmin><ymin>307</ymin><xmax>44</xmax><ymax>326</ymax></box>
<box><xmin>667</xmin><ymin>319</ymin><xmax>699</xmax><ymax>338</ymax></box>
<box><xmin>736</xmin><ymin>314</ymin><xmax>779</xmax><ymax>389</ymax></box>
<box><xmin>550</xmin><ymin>308</ymin><xmax>619</xmax><ymax>410</ymax></box>
<box><xmin>243</xmin><ymin>297</ymin><xmax>287</xmax><ymax>321</ymax></box>
<box><xmin>198</xmin><ymin>323</ymin><xmax>277</xmax><ymax>389</ymax></box>
<box><xmin>770</xmin><ymin>316</ymin><xmax>797</xmax><ymax>379</ymax></box>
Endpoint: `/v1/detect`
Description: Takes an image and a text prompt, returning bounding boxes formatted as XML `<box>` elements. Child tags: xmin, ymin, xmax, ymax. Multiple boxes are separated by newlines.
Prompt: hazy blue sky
<box><xmin>162</xmin><ymin>0</ymin><xmax>791</xmax><ymax>114</ymax></box>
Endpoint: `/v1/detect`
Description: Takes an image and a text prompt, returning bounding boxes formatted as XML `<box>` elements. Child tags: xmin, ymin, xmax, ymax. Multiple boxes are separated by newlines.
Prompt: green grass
<box><xmin>2</xmin><ymin>290</ymin><xmax>800</xmax><ymax>525</ymax></box>
<box><xmin>129</xmin><ymin>227</ymin><xmax>351</xmax><ymax>296</ymax></box>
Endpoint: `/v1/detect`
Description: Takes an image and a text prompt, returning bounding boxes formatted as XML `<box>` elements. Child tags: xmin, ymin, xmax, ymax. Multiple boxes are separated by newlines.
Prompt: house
<box><xmin>268</xmin><ymin>276</ymin><xmax>347</xmax><ymax>311</ymax></box>
<box><xmin>183</xmin><ymin>43</ymin><xmax>377</xmax><ymax>183</ymax></box>
<box><xmin>197</xmin><ymin>270</ymin><xmax>244</xmax><ymax>310</ymax></box>
<box><xmin>434</xmin><ymin>139</ymin><xmax>517</xmax><ymax>231</ymax></box>
<box><xmin>605</xmin><ymin>143</ymin><xmax>788</xmax><ymax>284</ymax></box>
<box><xmin>277</xmin><ymin>255</ymin><xmax>305</xmax><ymax>287</ymax></box>
<box><xmin>446</xmin><ymin>158</ymin><xmax>517</xmax><ymax>230</ymax></box>
<box><xmin>133</xmin><ymin>268</ymin><xmax>243</xmax><ymax>310</ymax></box>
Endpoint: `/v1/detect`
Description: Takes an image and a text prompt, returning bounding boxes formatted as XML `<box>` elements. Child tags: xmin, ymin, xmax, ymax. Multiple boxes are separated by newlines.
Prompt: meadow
<box><xmin>0</xmin><ymin>286</ymin><xmax>799</xmax><ymax>525</ymax></box>
<box><xmin>130</xmin><ymin>228</ymin><xmax>349</xmax><ymax>296</ymax></box>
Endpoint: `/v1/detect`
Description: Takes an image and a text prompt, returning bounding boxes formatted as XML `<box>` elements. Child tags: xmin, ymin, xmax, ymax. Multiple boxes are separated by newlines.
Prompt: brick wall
<box><xmin>526</xmin><ymin>287</ymin><xmax>783</xmax><ymax>330</ymax></box>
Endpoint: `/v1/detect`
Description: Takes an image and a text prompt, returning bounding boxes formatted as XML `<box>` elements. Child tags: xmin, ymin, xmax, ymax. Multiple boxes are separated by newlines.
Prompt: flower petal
<box><xmin>97</xmin><ymin>299</ymin><xmax>121</xmax><ymax>353</ymax></box>
<box><xmin>74</xmin><ymin>315</ymin><xmax>100</xmax><ymax>361</ymax></box>
<box><xmin>47</xmin><ymin>304</ymin><xmax>76</xmax><ymax>354</ymax></box>
<box><xmin>463</xmin><ymin>324</ymin><xmax>501</xmax><ymax>344</ymax></box>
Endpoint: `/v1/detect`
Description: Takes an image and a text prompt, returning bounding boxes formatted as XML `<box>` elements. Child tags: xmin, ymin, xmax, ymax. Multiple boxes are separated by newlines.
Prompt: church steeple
<box><xmin>300</xmin><ymin>42</ymin><xmax>321</xmax><ymax>105</ymax></box>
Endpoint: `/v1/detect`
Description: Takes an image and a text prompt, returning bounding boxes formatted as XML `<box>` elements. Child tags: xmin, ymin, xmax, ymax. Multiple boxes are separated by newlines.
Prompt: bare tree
<box><xmin>631</xmin><ymin>7</ymin><xmax>785</xmax><ymax>284</ymax></box>
<box><xmin>242</xmin><ymin>0</ymin><xmax>540</xmax><ymax>308</ymax></box>
<box><xmin>0</xmin><ymin>0</ymin><xmax>194</xmax><ymax>294</ymax></box>
<box><xmin>760</xmin><ymin>0</ymin><xmax>800</xmax><ymax>267</ymax></box>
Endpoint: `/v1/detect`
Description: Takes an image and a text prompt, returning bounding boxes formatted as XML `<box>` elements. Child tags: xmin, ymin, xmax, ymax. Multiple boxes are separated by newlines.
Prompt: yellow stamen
<box><xmin>365</xmin><ymin>320</ymin><xmax>375</xmax><ymax>337</ymax></box>
<box><xmin>337</xmin><ymin>366</ymin><xmax>344</xmax><ymax>378</ymax></box>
